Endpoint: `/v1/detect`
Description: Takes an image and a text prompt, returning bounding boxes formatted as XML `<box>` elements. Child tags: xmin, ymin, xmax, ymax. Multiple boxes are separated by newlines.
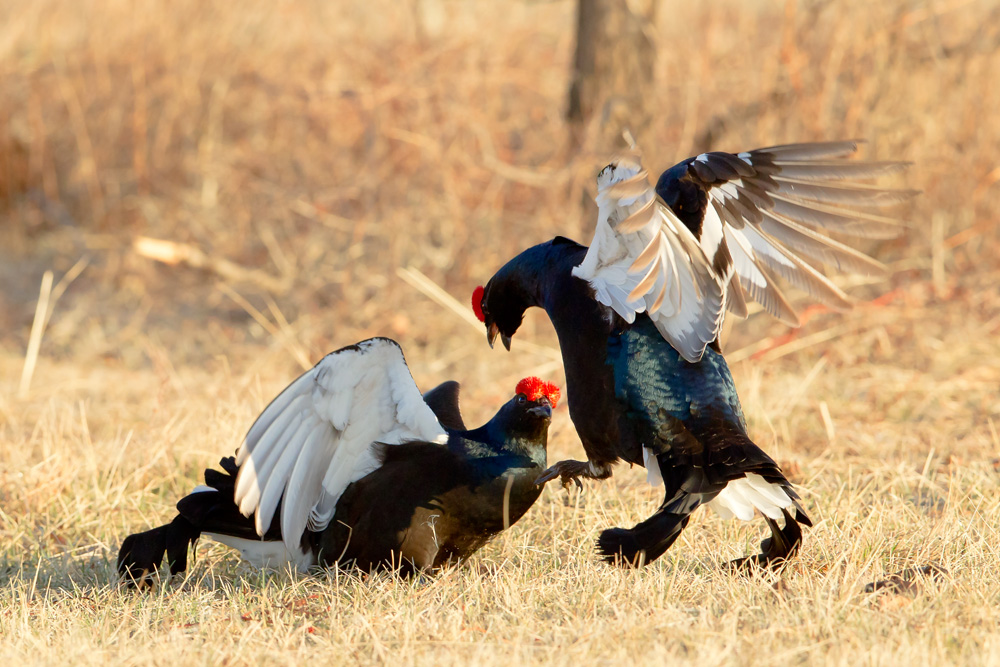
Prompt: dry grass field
<box><xmin>2</xmin><ymin>0</ymin><xmax>999</xmax><ymax>664</ymax></box>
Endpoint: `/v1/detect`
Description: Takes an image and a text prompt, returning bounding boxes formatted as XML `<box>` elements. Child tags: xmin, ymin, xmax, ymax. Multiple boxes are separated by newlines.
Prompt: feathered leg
<box><xmin>596</xmin><ymin>487</ymin><xmax>703</xmax><ymax>567</ymax></box>
<box><xmin>596</xmin><ymin>510</ymin><xmax>693</xmax><ymax>567</ymax></box>
<box><xmin>727</xmin><ymin>507</ymin><xmax>812</xmax><ymax>571</ymax></box>
<box><xmin>117</xmin><ymin>456</ymin><xmax>273</xmax><ymax>588</ymax></box>
<box><xmin>117</xmin><ymin>514</ymin><xmax>201</xmax><ymax>589</ymax></box>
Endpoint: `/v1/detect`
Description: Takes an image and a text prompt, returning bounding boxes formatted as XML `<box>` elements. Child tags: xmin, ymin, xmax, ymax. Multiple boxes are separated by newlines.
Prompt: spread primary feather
<box><xmin>573</xmin><ymin>141</ymin><xmax>913</xmax><ymax>362</ymax></box>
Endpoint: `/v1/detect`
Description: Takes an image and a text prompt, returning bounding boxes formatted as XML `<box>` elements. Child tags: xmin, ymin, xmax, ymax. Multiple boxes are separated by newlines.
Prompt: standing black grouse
<box><xmin>474</xmin><ymin>141</ymin><xmax>914</xmax><ymax>567</ymax></box>
<box><xmin>118</xmin><ymin>337</ymin><xmax>559</xmax><ymax>585</ymax></box>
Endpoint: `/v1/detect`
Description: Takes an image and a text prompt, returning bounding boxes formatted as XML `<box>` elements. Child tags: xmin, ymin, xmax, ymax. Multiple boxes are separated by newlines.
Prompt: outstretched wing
<box><xmin>573</xmin><ymin>141</ymin><xmax>914</xmax><ymax>362</ymax></box>
<box><xmin>572</xmin><ymin>148</ymin><xmax>726</xmax><ymax>363</ymax></box>
<box><xmin>233</xmin><ymin>337</ymin><xmax>447</xmax><ymax>557</ymax></box>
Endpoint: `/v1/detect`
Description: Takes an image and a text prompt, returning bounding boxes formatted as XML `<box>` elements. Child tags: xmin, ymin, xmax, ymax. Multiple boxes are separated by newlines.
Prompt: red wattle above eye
<box><xmin>472</xmin><ymin>285</ymin><xmax>485</xmax><ymax>323</ymax></box>
<box><xmin>515</xmin><ymin>376</ymin><xmax>561</xmax><ymax>409</ymax></box>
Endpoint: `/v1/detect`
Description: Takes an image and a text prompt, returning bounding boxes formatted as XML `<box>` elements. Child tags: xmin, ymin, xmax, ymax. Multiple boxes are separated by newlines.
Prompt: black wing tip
<box><xmin>326</xmin><ymin>337</ymin><xmax>401</xmax><ymax>359</ymax></box>
<box><xmin>356</xmin><ymin>336</ymin><xmax>402</xmax><ymax>352</ymax></box>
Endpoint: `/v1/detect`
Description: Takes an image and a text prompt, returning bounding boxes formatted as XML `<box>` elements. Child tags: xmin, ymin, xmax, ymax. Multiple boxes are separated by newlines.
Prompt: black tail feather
<box><xmin>203</xmin><ymin>455</ymin><xmax>240</xmax><ymax>489</ymax></box>
<box><xmin>792</xmin><ymin>505</ymin><xmax>813</xmax><ymax>528</ymax></box>
<box><xmin>118</xmin><ymin>456</ymin><xmax>281</xmax><ymax>588</ymax></box>
<box><xmin>727</xmin><ymin>508</ymin><xmax>809</xmax><ymax>571</ymax></box>
<box><xmin>177</xmin><ymin>457</ymin><xmax>283</xmax><ymax>541</ymax></box>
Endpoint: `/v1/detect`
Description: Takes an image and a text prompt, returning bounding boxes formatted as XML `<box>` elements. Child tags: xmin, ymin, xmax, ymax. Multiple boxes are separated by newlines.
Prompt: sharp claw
<box><xmin>537</xmin><ymin>461</ymin><xmax>591</xmax><ymax>490</ymax></box>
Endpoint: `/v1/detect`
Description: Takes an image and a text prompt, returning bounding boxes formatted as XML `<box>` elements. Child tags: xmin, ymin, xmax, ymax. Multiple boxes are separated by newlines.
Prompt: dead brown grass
<box><xmin>1</xmin><ymin>0</ymin><xmax>999</xmax><ymax>664</ymax></box>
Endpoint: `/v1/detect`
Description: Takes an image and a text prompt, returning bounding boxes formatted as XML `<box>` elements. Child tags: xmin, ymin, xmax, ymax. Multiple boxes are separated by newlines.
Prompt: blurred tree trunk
<box><xmin>566</xmin><ymin>0</ymin><xmax>658</xmax><ymax>151</ymax></box>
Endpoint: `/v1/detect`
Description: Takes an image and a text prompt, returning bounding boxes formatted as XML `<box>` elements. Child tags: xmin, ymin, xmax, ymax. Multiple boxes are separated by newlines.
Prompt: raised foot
<box><xmin>534</xmin><ymin>459</ymin><xmax>602</xmax><ymax>490</ymax></box>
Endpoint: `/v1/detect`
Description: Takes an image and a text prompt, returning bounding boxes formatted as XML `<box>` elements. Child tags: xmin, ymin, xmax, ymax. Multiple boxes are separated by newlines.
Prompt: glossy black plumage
<box><xmin>117</xmin><ymin>383</ymin><xmax>552</xmax><ymax>586</ymax></box>
<box><xmin>479</xmin><ymin>238</ymin><xmax>811</xmax><ymax>567</ymax></box>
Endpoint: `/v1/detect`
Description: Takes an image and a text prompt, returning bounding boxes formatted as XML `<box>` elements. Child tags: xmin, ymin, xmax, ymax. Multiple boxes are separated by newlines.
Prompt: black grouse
<box><xmin>473</xmin><ymin>141</ymin><xmax>913</xmax><ymax>567</ymax></box>
<box><xmin>118</xmin><ymin>337</ymin><xmax>559</xmax><ymax>585</ymax></box>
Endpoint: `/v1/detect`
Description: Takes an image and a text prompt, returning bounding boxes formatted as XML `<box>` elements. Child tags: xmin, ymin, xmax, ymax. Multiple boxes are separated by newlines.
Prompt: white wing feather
<box><xmin>233</xmin><ymin>337</ymin><xmax>448</xmax><ymax>558</ymax></box>
<box><xmin>572</xmin><ymin>152</ymin><xmax>725</xmax><ymax>362</ymax></box>
<box><xmin>574</xmin><ymin>141</ymin><xmax>912</xmax><ymax>362</ymax></box>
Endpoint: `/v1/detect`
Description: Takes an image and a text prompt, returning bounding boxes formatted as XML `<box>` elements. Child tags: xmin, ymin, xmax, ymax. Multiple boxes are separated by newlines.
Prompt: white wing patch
<box><xmin>576</xmin><ymin>141</ymin><xmax>912</xmax><ymax>362</ymax></box>
<box><xmin>572</xmin><ymin>151</ymin><xmax>725</xmax><ymax>362</ymax></box>
<box><xmin>706</xmin><ymin>474</ymin><xmax>794</xmax><ymax>521</ymax></box>
<box><xmin>233</xmin><ymin>337</ymin><xmax>447</xmax><ymax>559</ymax></box>
<box><xmin>701</xmin><ymin>142</ymin><xmax>911</xmax><ymax>332</ymax></box>
<box><xmin>204</xmin><ymin>533</ymin><xmax>315</xmax><ymax>572</ymax></box>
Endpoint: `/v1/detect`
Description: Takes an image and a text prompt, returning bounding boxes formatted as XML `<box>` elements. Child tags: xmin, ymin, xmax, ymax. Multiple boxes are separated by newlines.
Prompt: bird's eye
<box><xmin>515</xmin><ymin>394</ymin><xmax>526</xmax><ymax>405</ymax></box>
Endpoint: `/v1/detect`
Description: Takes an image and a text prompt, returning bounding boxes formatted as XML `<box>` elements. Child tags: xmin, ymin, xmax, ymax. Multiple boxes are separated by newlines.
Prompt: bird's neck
<box><xmin>456</xmin><ymin>420</ymin><xmax>547</xmax><ymax>470</ymax></box>
<box><xmin>501</xmin><ymin>239</ymin><xmax>589</xmax><ymax>315</ymax></box>
<box><xmin>510</xmin><ymin>240</ymin><xmax>625</xmax><ymax>465</ymax></box>
<box><xmin>519</xmin><ymin>241</ymin><xmax>617</xmax><ymax>375</ymax></box>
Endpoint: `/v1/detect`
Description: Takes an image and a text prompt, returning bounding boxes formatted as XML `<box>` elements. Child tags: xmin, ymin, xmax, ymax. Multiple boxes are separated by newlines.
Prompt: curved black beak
<box><xmin>486</xmin><ymin>323</ymin><xmax>511</xmax><ymax>351</ymax></box>
<box><xmin>527</xmin><ymin>396</ymin><xmax>552</xmax><ymax>419</ymax></box>
<box><xmin>528</xmin><ymin>404</ymin><xmax>552</xmax><ymax>419</ymax></box>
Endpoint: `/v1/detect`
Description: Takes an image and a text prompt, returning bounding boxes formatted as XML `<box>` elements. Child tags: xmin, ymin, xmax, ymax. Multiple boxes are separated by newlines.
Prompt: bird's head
<box><xmin>494</xmin><ymin>376</ymin><xmax>559</xmax><ymax>441</ymax></box>
<box><xmin>473</xmin><ymin>239</ymin><xmax>585</xmax><ymax>351</ymax></box>
<box><xmin>472</xmin><ymin>277</ymin><xmax>526</xmax><ymax>352</ymax></box>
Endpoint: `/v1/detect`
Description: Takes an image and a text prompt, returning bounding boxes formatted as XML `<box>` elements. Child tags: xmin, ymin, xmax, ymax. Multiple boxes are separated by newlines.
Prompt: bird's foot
<box><xmin>118</xmin><ymin>527</ymin><xmax>168</xmax><ymax>590</ymax></box>
<box><xmin>535</xmin><ymin>459</ymin><xmax>611</xmax><ymax>490</ymax></box>
<box><xmin>117</xmin><ymin>517</ymin><xmax>198</xmax><ymax>591</ymax></box>
<box><xmin>725</xmin><ymin>509</ymin><xmax>803</xmax><ymax>572</ymax></box>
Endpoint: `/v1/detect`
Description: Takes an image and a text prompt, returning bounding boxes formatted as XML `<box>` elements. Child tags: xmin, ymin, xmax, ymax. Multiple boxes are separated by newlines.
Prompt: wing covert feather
<box><xmin>574</xmin><ymin>140</ymin><xmax>913</xmax><ymax>361</ymax></box>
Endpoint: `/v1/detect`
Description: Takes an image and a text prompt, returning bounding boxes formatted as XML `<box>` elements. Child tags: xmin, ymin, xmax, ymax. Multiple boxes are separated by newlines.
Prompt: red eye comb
<box><xmin>472</xmin><ymin>285</ymin><xmax>485</xmax><ymax>323</ymax></box>
<box><xmin>515</xmin><ymin>377</ymin><xmax>560</xmax><ymax>409</ymax></box>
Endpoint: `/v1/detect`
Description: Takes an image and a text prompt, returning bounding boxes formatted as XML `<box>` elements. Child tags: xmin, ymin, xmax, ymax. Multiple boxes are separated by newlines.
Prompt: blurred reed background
<box><xmin>2</xmin><ymin>0</ymin><xmax>996</xmax><ymax>382</ymax></box>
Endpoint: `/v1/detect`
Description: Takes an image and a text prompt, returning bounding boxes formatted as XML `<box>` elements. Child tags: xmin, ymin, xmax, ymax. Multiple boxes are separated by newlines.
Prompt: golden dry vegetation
<box><xmin>2</xmin><ymin>0</ymin><xmax>999</xmax><ymax>664</ymax></box>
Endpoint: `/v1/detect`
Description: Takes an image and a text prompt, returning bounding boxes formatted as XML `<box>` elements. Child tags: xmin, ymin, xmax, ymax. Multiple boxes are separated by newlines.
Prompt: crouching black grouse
<box><xmin>474</xmin><ymin>140</ymin><xmax>914</xmax><ymax>568</ymax></box>
<box><xmin>118</xmin><ymin>337</ymin><xmax>558</xmax><ymax>586</ymax></box>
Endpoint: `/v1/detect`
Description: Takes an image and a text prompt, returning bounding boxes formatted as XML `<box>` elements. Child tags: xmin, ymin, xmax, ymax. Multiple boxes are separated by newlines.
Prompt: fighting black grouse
<box><xmin>473</xmin><ymin>140</ymin><xmax>914</xmax><ymax>567</ymax></box>
<box><xmin>118</xmin><ymin>338</ymin><xmax>558</xmax><ymax>585</ymax></box>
